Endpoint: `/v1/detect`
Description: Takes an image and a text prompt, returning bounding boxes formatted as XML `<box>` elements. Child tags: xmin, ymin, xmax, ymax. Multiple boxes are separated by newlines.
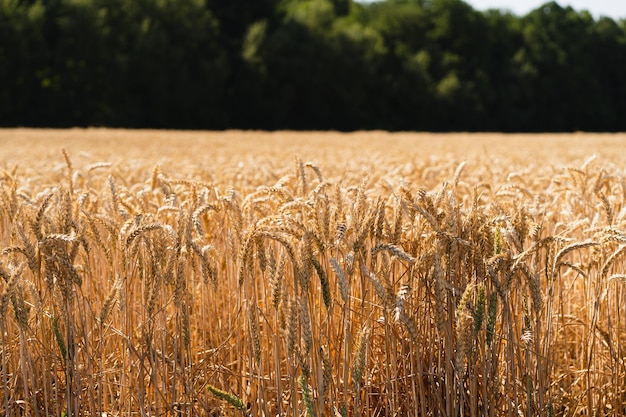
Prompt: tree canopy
<box><xmin>1</xmin><ymin>0</ymin><xmax>625</xmax><ymax>131</ymax></box>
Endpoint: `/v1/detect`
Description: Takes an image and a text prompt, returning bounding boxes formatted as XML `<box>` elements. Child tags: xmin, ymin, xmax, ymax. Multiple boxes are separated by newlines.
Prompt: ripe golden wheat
<box><xmin>0</xmin><ymin>130</ymin><xmax>624</xmax><ymax>416</ymax></box>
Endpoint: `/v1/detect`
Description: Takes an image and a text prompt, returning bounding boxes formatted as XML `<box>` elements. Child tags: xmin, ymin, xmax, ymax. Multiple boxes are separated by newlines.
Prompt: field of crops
<box><xmin>0</xmin><ymin>129</ymin><xmax>625</xmax><ymax>416</ymax></box>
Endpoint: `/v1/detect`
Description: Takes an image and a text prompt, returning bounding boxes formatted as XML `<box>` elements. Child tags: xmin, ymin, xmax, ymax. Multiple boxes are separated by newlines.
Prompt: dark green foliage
<box><xmin>1</xmin><ymin>0</ymin><xmax>625</xmax><ymax>131</ymax></box>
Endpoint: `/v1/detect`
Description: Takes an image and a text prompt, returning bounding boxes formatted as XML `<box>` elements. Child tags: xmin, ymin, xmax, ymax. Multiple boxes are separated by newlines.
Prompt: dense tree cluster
<box><xmin>1</xmin><ymin>0</ymin><xmax>625</xmax><ymax>131</ymax></box>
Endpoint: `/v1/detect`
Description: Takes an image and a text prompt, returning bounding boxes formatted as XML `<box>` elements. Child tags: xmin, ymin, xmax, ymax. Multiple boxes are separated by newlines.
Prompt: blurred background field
<box><xmin>2</xmin><ymin>128</ymin><xmax>626</xmax><ymax>167</ymax></box>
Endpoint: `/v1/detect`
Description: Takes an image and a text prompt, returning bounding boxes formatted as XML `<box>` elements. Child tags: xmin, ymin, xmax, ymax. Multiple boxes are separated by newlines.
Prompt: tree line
<box><xmin>1</xmin><ymin>0</ymin><xmax>625</xmax><ymax>131</ymax></box>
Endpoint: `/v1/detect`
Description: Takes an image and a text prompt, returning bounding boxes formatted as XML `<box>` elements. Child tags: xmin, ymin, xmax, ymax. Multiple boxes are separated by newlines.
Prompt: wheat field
<box><xmin>0</xmin><ymin>129</ymin><xmax>625</xmax><ymax>416</ymax></box>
